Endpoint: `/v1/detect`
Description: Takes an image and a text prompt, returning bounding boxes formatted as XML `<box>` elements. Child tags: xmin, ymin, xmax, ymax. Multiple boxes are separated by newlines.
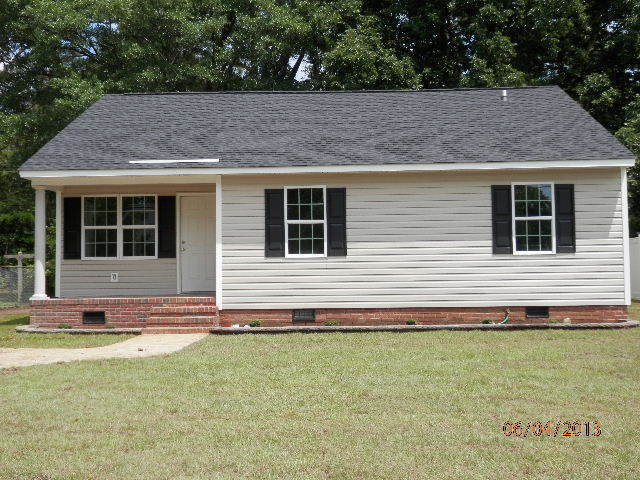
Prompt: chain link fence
<box><xmin>0</xmin><ymin>266</ymin><xmax>34</xmax><ymax>306</ymax></box>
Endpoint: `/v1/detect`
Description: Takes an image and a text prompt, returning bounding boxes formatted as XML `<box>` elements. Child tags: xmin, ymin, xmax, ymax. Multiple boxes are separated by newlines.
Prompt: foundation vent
<box><xmin>83</xmin><ymin>311</ymin><xmax>106</xmax><ymax>325</ymax></box>
<box><xmin>525</xmin><ymin>307</ymin><xmax>549</xmax><ymax>319</ymax></box>
<box><xmin>292</xmin><ymin>309</ymin><xmax>316</xmax><ymax>323</ymax></box>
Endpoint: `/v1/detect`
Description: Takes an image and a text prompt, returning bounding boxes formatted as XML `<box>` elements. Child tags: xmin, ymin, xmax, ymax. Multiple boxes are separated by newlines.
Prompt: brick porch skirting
<box><xmin>30</xmin><ymin>297</ymin><xmax>219</xmax><ymax>329</ymax></box>
<box><xmin>219</xmin><ymin>306</ymin><xmax>628</xmax><ymax>327</ymax></box>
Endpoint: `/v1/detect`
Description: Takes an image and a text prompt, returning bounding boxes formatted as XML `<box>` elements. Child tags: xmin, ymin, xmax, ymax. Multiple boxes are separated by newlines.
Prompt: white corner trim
<box><xmin>19</xmin><ymin>158</ymin><xmax>636</xmax><ymax>179</ymax></box>
<box><xmin>128</xmin><ymin>159</ymin><xmax>219</xmax><ymax>164</ymax></box>
<box><xmin>215</xmin><ymin>179</ymin><xmax>223</xmax><ymax>310</ymax></box>
<box><xmin>621</xmin><ymin>167</ymin><xmax>631</xmax><ymax>305</ymax></box>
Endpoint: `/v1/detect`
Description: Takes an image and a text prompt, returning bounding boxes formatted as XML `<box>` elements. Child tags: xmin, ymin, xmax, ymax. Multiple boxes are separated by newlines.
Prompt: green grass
<box><xmin>0</xmin><ymin>314</ymin><xmax>134</xmax><ymax>348</ymax></box>
<box><xmin>0</xmin><ymin>329</ymin><xmax>638</xmax><ymax>479</ymax></box>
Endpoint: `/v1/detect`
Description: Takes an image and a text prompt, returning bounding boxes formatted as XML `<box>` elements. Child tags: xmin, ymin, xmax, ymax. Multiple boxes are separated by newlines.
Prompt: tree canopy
<box><xmin>1</xmin><ymin>0</ymin><xmax>639</xmax><ymax>255</ymax></box>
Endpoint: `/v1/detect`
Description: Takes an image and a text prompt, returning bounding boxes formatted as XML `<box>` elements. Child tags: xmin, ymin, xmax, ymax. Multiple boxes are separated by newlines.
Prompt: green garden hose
<box><xmin>498</xmin><ymin>310</ymin><xmax>511</xmax><ymax>324</ymax></box>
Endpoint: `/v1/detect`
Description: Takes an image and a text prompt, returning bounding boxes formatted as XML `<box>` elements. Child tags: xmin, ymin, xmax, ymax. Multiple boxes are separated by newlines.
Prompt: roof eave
<box><xmin>19</xmin><ymin>158</ymin><xmax>636</xmax><ymax>181</ymax></box>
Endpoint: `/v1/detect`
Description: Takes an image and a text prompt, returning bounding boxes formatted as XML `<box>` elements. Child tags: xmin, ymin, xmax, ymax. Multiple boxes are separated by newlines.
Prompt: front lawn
<box><xmin>0</xmin><ymin>328</ymin><xmax>638</xmax><ymax>479</ymax></box>
<box><xmin>0</xmin><ymin>314</ymin><xmax>134</xmax><ymax>348</ymax></box>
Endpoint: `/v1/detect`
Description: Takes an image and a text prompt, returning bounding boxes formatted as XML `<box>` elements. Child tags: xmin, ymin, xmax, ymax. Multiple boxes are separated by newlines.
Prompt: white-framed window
<box><xmin>284</xmin><ymin>186</ymin><xmax>327</xmax><ymax>257</ymax></box>
<box><xmin>122</xmin><ymin>196</ymin><xmax>157</xmax><ymax>257</ymax></box>
<box><xmin>82</xmin><ymin>196</ymin><xmax>118</xmax><ymax>259</ymax></box>
<box><xmin>81</xmin><ymin>195</ymin><xmax>158</xmax><ymax>260</ymax></box>
<box><xmin>512</xmin><ymin>183</ymin><xmax>555</xmax><ymax>254</ymax></box>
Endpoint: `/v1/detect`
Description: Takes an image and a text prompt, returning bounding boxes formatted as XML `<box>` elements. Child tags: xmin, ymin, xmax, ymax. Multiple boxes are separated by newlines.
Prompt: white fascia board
<box><xmin>19</xmin><ymin>158</ymin><xmax>636</xmax><ymax>180</ymax></box>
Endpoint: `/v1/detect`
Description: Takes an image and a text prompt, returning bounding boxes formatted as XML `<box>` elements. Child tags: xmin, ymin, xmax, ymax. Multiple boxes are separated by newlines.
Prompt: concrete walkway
<box><xmin>0</xmin><ymin>334</ymin><xmax>207</xmax><ymax>369</ymax></box>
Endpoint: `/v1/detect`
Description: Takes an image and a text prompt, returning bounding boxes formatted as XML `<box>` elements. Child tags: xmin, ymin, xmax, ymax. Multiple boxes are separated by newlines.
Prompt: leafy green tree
<box><xmin>0</xmin><ymin>0</ymin><xmax>639</xmax><ymax>256</ymax></box>
<box><xmin>314</xmin><ymin>17</ymin><xmax>420</xmax><ymax>89</ymax></box>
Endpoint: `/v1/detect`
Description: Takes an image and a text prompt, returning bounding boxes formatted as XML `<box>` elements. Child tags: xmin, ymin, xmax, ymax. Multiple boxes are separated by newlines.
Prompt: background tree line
<box><xmin>1</xmin><ymin>0</ymin><xmax>639</xmax><ymax>257</ymax></box>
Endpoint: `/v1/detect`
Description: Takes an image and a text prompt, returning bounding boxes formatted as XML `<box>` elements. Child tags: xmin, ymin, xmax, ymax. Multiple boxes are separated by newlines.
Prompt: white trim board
<box><xmin>621</xmin><ymin>167</ymin><xmax>631</xmax><ymax>305</ymax></box>
<box><xmin>19</xmin><ymin>158</ymin><xmax>636</xmax><ymax>180</ymax></box>
<box><xmin>215</xmin><ymin>178</ymin><xmax>223</xmax><ymax>310</ymax></box>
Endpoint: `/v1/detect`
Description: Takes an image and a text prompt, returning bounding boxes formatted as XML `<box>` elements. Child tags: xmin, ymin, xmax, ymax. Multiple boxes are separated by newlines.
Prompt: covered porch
<box><xmin>24</xmin><ymin>172</ymin><xmax>223</xmax><ymax>329</ymax></box>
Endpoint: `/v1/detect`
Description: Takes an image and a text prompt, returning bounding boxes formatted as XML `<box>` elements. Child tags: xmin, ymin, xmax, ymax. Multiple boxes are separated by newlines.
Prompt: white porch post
<box><xmin>55</xmin><ymin>190</ymin><xmax>62</xmax><ymax>298</ymax></box>
<box><xmin>31</xmin><ymin>187</ymin><xmax>49</xmax><ymax>300</ymax></box>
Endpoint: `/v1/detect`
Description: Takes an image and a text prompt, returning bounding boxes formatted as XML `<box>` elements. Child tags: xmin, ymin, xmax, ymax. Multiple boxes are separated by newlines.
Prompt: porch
<box><xmin>28</xmin><ymin>174</ymin><xmax>221</xmax><ymax>293</ymax></box>
<box><xmin>26</xmin><ymin>173</ymin><xmax>223</xmax><ymax>328</ymax></box>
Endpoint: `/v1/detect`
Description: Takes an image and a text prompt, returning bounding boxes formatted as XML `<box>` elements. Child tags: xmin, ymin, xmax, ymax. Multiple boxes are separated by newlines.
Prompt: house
<box><xmin>18</xmin><ymin>86</ymin><xmax>635</xmax><ymax>329</ymax></box>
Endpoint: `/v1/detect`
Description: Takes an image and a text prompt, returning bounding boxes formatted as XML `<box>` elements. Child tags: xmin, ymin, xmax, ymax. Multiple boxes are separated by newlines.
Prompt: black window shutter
<box><xmin>265</xmin><ymin>189</ymin><xmax>285</xmax><ymax>257</ymax></box>
<box><xmin>491</xmin><ymin>185</ymin><xmax>512</xmax><ymax>254</ymax></box>
<box><xmin>63</xmin><ymin>197</ymin><xmax>81</xmax><ymax>259</ymax></box>
<box><xmin>158</xmin><ymin>196</ymin><xmax>176</xmax><ymax>258</ymax></box>
<box><xmin>327</xmin><ymin>188</ymin><xmax>347</xmax><ymax>256</ymax></box>
<box><xmin>555</xmin><ymin>184</ymin><xmax>576</xmax><ymax>253</ymax></box>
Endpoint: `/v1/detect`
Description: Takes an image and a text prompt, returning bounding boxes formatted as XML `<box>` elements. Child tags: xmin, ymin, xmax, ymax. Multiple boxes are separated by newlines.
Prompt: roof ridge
<box><xmin>112</xmin><ymin>86</ymin><xmax>557</xmax><ymax>96</ymax></box>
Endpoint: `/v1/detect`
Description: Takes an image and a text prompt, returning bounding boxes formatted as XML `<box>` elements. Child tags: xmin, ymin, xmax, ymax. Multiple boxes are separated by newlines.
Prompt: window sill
<box><xmin>80</xmin><ymin>257</ymin><xmax>159</xmax><ymax>261</ymax></box>
<box><xmin>512</xmin><ymin>251</ymin><xmax>556</xmax><ymax>256</ymax></box>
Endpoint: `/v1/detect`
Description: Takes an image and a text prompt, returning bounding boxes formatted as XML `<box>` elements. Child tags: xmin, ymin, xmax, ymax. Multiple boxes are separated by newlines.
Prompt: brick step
<box><xmin>146</xmin><ymin>315</ymin><xmax>218</xmax><ymax>326</ymax></box>
<box><xmin>155</xmin><ymin>297</ymin><xmax>216</xmax><ymax>305</ymax></box>
<box><xmin>154</xmin><ymin>296</ymin><xmax>216</xmax><ymax>303</ymax></box>
<box><xmin>149</xmin><ymin>305</ymin><xmax>219</xmax><ymax>316</ymax></box>
<box><xmin>142</xmin><ymin>326</ymin><xmax>213</xmax><ymax>334</ymax></box>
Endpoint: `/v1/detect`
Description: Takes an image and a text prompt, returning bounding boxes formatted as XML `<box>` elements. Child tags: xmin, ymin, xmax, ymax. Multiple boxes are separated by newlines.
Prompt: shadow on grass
<box><xmin>0</xmin><ymin>315</ymin><xmax>29</xmax><ymax>326</ymax></box>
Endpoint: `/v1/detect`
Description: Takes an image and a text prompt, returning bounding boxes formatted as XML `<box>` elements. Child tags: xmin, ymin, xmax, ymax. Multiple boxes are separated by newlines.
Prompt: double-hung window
<box><xmin>83</xmin><ymin>196</ymin><xmax>118</xmax><ymax>258</ymax></box>
<box><xmin>122</xmin><ymin>196</ymin><xmax>156</xmax><ymax>257</ymax></box>
<box><xmin>512</xmin><ymin>183</ymin><xmax>554</xmax><ymax>254</ymax></box>
<box><xmin>285</xmin><ymin>187</ymin><xmax>326</xmax><ymax>257</ymax></box>
<box><xmin>82</xmin><ymin>195</ymin><xmax>157</xmax><ymax>259</ymax></box>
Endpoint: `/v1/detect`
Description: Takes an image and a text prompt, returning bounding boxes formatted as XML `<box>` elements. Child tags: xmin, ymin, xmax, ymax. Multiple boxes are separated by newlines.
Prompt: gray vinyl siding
<box><xmin>221</xmin><ymin>168</ymin><xmax>625</xmax><ymax>309</ymax></box>
<box><xmin>61</xmin><ymin>259</ymin><xmax>176</xmax><ymax>297</ymax></box>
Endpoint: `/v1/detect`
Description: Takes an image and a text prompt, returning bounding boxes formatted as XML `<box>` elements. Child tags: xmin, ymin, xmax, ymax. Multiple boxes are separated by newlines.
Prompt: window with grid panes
<box><xmin>285</xmin><ymin>187</ymin><xmax>326</xmax><ymax>256</ymax></box>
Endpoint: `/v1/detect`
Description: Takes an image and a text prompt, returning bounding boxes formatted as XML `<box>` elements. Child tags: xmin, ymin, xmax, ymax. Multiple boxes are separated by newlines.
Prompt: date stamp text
<box><xmin>502</xmin><ymin>421</ymin><xmax>602</xmax><ymax>437</ymax></box>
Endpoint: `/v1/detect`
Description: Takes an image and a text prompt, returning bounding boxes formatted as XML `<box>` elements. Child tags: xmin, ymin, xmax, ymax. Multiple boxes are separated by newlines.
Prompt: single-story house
<box><xmin>18</xmin><ymin>86</ymin><xmax>635</xmax><ymax>329</ymax></box>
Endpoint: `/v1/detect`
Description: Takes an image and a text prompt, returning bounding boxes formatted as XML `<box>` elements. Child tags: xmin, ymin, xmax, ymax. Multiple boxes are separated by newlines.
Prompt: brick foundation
<box><xmin>31</xmin><ymin>299</ymin><xmax>627</xmax><ymax>329</ymax></box>
<box><xmin>219</xmin><ymin>306</ymin><xmax>628</xmax><ymax>327</ymax></box>
<box><xmin>30</xmin><ymin>296</ymin><xmax>219</xmax><ymax>329</ymax></box>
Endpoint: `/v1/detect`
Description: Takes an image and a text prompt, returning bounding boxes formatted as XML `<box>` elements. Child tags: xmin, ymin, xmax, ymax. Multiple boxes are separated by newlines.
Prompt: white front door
<box><xmin>179</xmin><ymin>194</ymin><xmax>216</xmax><ymax>293</ymax></box>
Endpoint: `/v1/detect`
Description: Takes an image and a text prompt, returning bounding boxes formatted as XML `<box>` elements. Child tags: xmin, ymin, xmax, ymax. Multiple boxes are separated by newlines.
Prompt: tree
<box><xmin>0</xmin><ymin>0</ymin><xmax>639</xmax><ymax>255</ymax></box>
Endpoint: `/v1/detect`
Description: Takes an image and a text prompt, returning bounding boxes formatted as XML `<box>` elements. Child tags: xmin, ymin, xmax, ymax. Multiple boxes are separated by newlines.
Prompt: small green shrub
<box><xmin>548</xmin><ymin>319</ymin><xmax>559</xmax><ymax>324</ymax></box>
<box><xmin>406</xmin><ymin>319</ymin><xmax>416</xmax><ymax>325</ymax></box>
<box><xmin>105</xmin><ymin>325</ymin><xmax>116</xmax><ymax>329</ymax></box>
<box><xmin>58</xmin><ymin>323</ymin><xmax>73</xmax><ymax>329</ymax></box>
<box><xmin>324</xmin><ymin>321</ymin><xmax>339</xmax><ymax>326</ymax></box>
<box><xmin>481</xmin><ymin>319</ymin><xmax>494</xmax><ymax>324</ymax></box>
<box><xmin>249</xmin><ymin>320</ymin><xmax>262</xmax><ymax>327</ymax></box>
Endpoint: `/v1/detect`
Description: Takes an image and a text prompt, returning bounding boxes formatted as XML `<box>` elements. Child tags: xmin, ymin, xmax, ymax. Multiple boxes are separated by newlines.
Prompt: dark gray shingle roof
<box><xmin>19</xmin><ymin>86</ymin><xmax>634</xmax><ymax>172</ymax></box>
